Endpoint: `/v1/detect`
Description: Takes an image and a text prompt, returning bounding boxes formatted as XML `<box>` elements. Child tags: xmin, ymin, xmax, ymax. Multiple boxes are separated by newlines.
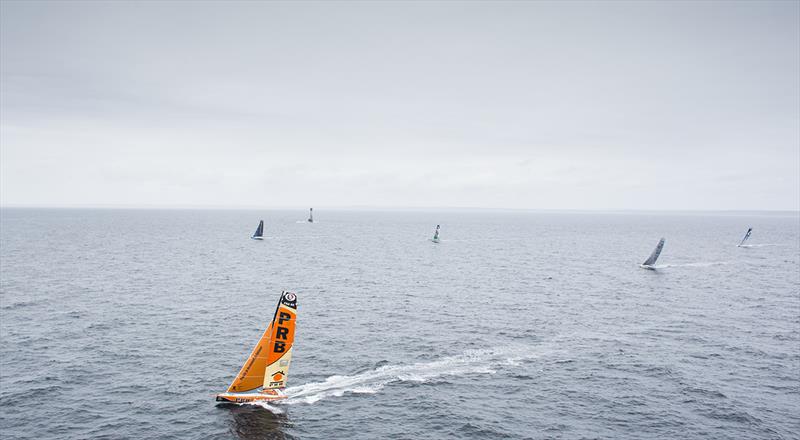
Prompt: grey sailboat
<box><xmin>640</xmin><ymin>238</ymin><xmax>665</xmax><ymax>270</ymax></box>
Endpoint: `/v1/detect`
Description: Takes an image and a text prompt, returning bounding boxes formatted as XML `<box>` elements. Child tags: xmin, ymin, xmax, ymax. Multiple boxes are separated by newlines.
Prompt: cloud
<box><xmin>1</xmin><ymin>1</ymin><xmax>798</xmax><ymax>209</ymax></box>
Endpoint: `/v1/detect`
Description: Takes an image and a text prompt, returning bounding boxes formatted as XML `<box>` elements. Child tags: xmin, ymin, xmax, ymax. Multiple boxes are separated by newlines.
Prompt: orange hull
<box><xmin>215</xmin><ymin>390</ymin><xmax>286</xmax><ymax>404</ymax></box>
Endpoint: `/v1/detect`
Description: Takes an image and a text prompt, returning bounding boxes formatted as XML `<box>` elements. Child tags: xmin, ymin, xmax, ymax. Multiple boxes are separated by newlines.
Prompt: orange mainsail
<box><xmin>227</xmin><ymin>291</ymin><xmax>298</xmax><ymax>392</ymax></box>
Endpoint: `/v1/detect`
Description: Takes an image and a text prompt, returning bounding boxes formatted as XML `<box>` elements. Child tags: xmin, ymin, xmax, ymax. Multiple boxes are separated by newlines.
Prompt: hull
<box><xmin>251</xmin><ymin>236</ymin><xmax>264</xmax><ymax>240</ymax></box>
<box><xmin>216</xmin><ymin>390</ymin><xmax>286</xmax><ymax>403</ymax></box>
<box><xmin>639</xmin><ymin>264</ymin><xmax>657</xmax><ymax>270</ymax></box>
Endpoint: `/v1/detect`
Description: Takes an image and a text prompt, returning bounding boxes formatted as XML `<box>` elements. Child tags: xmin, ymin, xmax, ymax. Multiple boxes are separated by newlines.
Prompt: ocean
<box><xmin>1</xmin><ymin>208</ymin><xmax>798</xmax><ymax>439</ymax></box>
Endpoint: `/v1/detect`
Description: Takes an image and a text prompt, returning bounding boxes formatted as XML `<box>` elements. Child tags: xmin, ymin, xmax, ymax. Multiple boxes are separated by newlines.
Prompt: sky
<box><xmin>1</xmin><ymin>0</ymin><xmax>798</xmax><ymax>210</ymax></box>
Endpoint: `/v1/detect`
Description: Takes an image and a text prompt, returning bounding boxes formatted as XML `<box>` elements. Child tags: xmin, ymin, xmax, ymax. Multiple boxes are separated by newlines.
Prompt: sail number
<box><xmin>273</xmin><ymin>311</ymin><xmax>292</xmax><ymax>353</ymax></box>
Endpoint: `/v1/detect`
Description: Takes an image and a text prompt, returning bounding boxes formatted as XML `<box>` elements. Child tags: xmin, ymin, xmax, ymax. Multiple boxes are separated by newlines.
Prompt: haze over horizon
<box><xmin>2</xmin><ymin>1</ymin><xmax>798</xmax><ymax>211</ymax></box>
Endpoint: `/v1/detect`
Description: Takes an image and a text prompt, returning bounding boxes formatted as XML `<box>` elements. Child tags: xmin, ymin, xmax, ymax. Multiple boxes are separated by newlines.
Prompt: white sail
<box><xmin>642</xmin><ymin>238</ymin><xmax>665</xmax><ymax>267</ymax></box>
<box><xmin>738</xmin><ymin>228</ymin><xmax>753</xmax><ymax>247</ymax></box>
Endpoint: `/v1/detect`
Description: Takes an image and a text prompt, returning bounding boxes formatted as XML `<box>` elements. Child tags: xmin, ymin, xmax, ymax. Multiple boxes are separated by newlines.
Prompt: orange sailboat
<box><xmin>215</xmin><ymin>291</ymin><xmax>298</xmax><ymax>403</ymax></box>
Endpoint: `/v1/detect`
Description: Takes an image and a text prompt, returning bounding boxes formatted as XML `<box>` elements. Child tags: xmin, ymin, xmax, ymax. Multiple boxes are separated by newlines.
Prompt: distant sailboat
<box><xmin>640</xmin><ymin>238</ymin><xmax>665</xmax><ymax>270</ymax></box>
<box><xmin>251</xmin><ymin>220</ymin><xmax>264</xmax><ymax>240</ymax></box>
<box><xmin>307</xmin><ymin>208</ymin><xmax>314</xmax><ymax>223</ymax></box>
<box><xmin>216</xmin><ymin>291</ymin><xmax>298</xmax><ymax>404</ymax></box>
<box><xmin>431</xmin><ymin>225</ymin><xmax>440</xmax><ymax>243</ymax></box>
<box><xmin>737</xmin><ymin>227</ymin><xmax>753</xmax><ymax>247</ymax></box>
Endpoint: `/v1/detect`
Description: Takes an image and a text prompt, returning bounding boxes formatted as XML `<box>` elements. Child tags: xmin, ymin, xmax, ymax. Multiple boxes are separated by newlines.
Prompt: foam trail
<box><xmin>738</xmin><ymin>244</ymin><xmax>783</xmax><ymax>248</ymax></box>
<box><xmin>650</xmin><ymin>261</ymin><xmax>731</xmax><ymax>269</ymax></box>
<box><xmin>439</xmin><ymin>238</ymin><xmax>519</xmax><ymax>242</ymax></box>
<box><xmin>281</xmin><ymin>347</ymin><xmax>544</xmax><ymax>405</ymax></box>
<box><xmin>671</xmin><ymin>261</ymin><xmax>730</xmax><ymax>268</ymax></box>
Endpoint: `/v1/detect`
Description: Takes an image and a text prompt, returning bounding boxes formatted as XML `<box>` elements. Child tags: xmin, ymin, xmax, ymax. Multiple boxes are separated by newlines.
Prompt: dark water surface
<box><xmin>1</xmin><ymin>209</ymin><xmax>798</xmax><ymax>439</ymax></box>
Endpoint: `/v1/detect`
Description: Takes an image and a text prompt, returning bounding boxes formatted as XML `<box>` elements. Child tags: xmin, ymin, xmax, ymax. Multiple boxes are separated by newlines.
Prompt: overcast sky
<box><xmin>1</xmin><ymin>1</ymin><xmax>798</xmax><ymax>210</ymax></box>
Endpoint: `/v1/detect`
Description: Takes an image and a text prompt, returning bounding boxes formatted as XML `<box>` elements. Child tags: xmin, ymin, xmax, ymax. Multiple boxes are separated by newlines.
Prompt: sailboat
<box><xmin>431</xmin><ymin>225</ymin><xmax>440</xmax><ymax>243</ymax></box>
<box><xmin>307</xmin><ymin>208</ymin><xmax>314</xmax><ymax>223</ymax></box>
<box><xmin>251</xmin><ymin>220</ymin><xmax>264</xmax><ymax>240</ymax></box>
<box><xmin>737</xmin><ymin>227</ymin><xmax>753</xmax><ymax>247</ymax></box>
<box><xmin>639</xmin><ymin>238</ymin><xmax>665</xmax><ymax>270</ymax></box>
<box><xmin>215</xmin><ymin>291</ymin><xmax>298</xmax><ymax>403</ymax></box>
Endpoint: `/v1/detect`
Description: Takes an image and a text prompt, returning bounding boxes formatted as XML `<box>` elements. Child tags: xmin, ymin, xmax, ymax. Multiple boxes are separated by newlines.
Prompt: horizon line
<box><xmin>1</xmin><ymin>204</ymin><xmax>798</xmax><ymax>214</ymax></box>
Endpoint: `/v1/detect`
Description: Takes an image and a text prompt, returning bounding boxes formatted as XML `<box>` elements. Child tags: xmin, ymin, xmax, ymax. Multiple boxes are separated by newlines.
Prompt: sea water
<box><xmin>0</xmin><ymin>208</ymin><xmax>798</xmax><ymax>439</ymax></box>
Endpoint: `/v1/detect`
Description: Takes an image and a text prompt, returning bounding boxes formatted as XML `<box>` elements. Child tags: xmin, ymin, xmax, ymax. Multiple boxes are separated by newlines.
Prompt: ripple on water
<box><xmin>1</xmin><ymin>209</ymin><xmax>798</xmax><ymax>440</ymax></box>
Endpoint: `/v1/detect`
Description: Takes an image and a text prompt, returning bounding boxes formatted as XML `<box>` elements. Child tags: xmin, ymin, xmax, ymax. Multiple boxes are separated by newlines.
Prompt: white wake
<box><xmin>264</xmin><ymin>346</ymin><xmax>546</xmax><ymax>406</ymax></box>
<box><xmin>662</xmin><ymin>261</ymin><xmax>731</xmax><ymax>268</ymax></box>
<box><xmin>737</xmin><ymin>244</ymin><xmax>783</xmax><ymax>248</ymax></box>
<box><xmin>645</xmin><ymin>261</ymin><xmax>731</xmax><ymax>269</ymax></box>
